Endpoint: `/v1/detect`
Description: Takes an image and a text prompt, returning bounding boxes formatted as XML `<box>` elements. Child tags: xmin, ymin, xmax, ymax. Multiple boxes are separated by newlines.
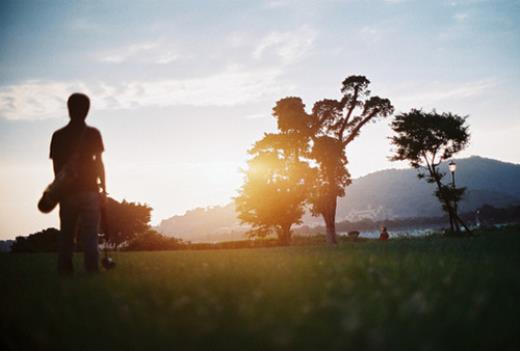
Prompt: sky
<box><xmin>1</xmin><ymin>0</ymin><xmax>519</xmax><ymax>239</ymax></box>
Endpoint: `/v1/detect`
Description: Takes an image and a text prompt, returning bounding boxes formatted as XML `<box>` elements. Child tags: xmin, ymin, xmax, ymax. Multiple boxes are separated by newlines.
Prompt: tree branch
<box><xmin>342</xmin><ymin>108</ymin><xmax>378</xmax><ymax>147</ymax></box>
<box><xmin>338</xmin><ymin>87</ymin><xmax>359</xmax><ymax>140</ymax></box>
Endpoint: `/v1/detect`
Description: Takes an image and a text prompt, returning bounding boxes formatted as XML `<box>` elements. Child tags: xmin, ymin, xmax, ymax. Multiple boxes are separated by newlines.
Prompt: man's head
<box><xmin>67</xmin><ymin>93</ymin><xmax>90</xmax><ymax>121</ymax></box>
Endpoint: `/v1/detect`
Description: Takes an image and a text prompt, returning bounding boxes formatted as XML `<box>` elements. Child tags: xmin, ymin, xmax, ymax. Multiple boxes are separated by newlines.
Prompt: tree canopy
<box><xmin>101</xmin><ymin>197</ymin><xmax>152</xmax><ymax>248</ymax></box>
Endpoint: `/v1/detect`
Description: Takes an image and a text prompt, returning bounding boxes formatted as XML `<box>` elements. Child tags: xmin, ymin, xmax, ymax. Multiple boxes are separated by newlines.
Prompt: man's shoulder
<box><xmin>52</xmin><ymin>124</ymin><xmax>102</xmax><ymax>137</ymax></box>
<box><xmin>52</xmin><ymin>125</ymin><xmax>69</xmax><ymax>138</ymax></box>
<box><xmin>85</xmin><ymin>125</ymin><xmax>104</xmax><ymax>152</ymax></box>
<box><xmin>86</xmin><ymin>125</ymin><xmax>102</xmax><ymax>136</ymax></box>
<box><xmin>85</xmin><ymin>126</ymin><xmax>103</xmax><ymax>144</ymax></box>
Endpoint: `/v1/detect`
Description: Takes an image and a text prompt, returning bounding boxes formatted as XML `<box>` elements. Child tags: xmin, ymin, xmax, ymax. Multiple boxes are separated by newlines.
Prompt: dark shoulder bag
<box><xmin>38</xmin><ymin>127</ymin><xmax>88</xmax><ymax>213</ymax></box>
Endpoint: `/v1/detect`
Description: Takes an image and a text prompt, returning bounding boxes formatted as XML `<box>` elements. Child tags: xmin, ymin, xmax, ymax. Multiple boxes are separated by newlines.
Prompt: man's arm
<box><xmin>95</xmin><ymin>153</ymin><xmax>106</xmax><ymax>194</ymax></box>
<box><xmin>50</xmin><ymin>132</ymin><xmax>59</xmax><ymax>176</ymax></box>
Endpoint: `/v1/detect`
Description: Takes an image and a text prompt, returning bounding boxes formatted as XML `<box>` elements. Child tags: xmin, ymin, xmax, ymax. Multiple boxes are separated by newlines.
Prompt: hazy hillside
<box><xmin>157</xmin><ymin>203</ymin><xmax>244</xmax><ymax>242</ymax></box>
<box><xmin>337</xmin><ymin>156</ymin><xmax>520</xmax><ymax>220</ymax></box>
<box><xmin>157</xmin><ymin>156</ymin><xmax>520</xmax><ymax>241</ymax></box>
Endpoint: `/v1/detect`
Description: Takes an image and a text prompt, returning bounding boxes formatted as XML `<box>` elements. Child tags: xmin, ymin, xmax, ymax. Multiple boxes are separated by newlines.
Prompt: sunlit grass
<box><xmin>1</xmin><ymin>228</ymin><xmax>519</xmax><ymax>350</ymax></box>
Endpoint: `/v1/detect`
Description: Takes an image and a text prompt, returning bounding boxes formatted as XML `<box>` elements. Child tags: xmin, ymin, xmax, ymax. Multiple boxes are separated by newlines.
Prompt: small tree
<box><xmin>390</xmin><ymin>109</ymin><xmax>471</xmax><ymax>234</ymax></box>
<box><xmin>102</xmin><ymin>198</ymin><xmax>152</xmax><ymax>249</ymax></box>
<box><xmin>235</xmin><ymin>98</ymin><xmax>315</xmax><ymax>245</ymax></box>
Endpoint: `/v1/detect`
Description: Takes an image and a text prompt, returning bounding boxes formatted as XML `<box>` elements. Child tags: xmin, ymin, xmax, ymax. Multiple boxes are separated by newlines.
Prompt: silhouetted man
<box><xmin>50</xmin><ymin>93</ymin><xmax>106</xmax><ymax>274</ymax></box>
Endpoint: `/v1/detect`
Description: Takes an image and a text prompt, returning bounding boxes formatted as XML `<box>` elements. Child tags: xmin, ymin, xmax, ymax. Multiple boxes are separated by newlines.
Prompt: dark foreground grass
<box><xmin>1</xmin><ymin>228</ymin><xmax>520</xmax><ymax>351</ymax></box>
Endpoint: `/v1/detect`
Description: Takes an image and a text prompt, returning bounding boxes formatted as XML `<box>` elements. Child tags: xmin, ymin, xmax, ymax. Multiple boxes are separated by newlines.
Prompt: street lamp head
<box><xmin>448</xmin><ymin>160</ymin><xmax>457</xmax><ymax>173</ymax></box>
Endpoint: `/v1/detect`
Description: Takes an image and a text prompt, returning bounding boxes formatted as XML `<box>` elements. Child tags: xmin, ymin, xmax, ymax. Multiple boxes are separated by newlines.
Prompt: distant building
<box><xmin>342</xmin><ymin>206</ymin><xmax>394</xmax><ymax>222</ymax></box>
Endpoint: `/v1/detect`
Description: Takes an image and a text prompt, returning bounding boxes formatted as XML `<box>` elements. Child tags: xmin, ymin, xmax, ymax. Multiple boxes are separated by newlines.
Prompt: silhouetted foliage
<box><xmin>309</xmin><ymin>76</ymin><xmax>393</xmax><ymax>244</ymax></box>
<box><xmin>266</xmin><ymin>76</ymin><xmax>393</xmax><ymax>244</ymax></box>
<box><xmin>390</xmin><ymin>109</ymin><xmax>470</xmax><ymax>234</ymax></box>
<box><xmin>124</xmin><ymin>230</ymin><xmax>183</xmax><ymax>251</ymax></box>
<box><xmin>11</xmin><ymin>228</ymin><xmax>59</xmax><ymax>253</ymax></box>
<box><xmin>102</xmin><ymin>197</ymin><xmax>152</xmax><ymax>249</ymax></box>
<box><xmin>237</xmin><ymin>76</ymin><xmax>392</xmax><ymax>244</ymax></box>
<box><xmin>235</xmin><ymin>98</ymin><xmax>316</xmax><ymax>245</ymax></box>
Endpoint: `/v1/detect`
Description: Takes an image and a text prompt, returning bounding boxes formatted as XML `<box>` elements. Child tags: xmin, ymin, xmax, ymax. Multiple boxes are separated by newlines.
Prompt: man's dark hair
<box><xmin>67</xmin><ymin>93</ymin><xmax>90</xmax><ymax>121</ymax></box>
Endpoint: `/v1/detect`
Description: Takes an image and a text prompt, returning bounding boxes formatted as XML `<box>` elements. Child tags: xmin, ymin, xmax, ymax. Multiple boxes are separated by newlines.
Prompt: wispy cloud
<box><xmin>0</xmin><ymin>67</ymin><xmax>290</xmax><ymax>120</ymax></box>
<box><xmin>95</xmin><ymin>42</ymin><xmax>181</xmax><ymax>64</ymax></box>
<box><xmin>252</xmin><ymin>26</ymin><xmax>317</xmax><ymax>64</ymax></box>
<box><xmin>392</xmin><ymin>79</ymin><xmax>498</xmax><ymax>107</ymax></box>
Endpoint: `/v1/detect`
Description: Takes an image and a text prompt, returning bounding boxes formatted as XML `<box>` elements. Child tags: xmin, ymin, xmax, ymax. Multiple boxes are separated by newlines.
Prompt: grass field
<box><xmin>2</xmin><ymin>227</ymin><xmax>520</xmax><ymax>350</ymax></box>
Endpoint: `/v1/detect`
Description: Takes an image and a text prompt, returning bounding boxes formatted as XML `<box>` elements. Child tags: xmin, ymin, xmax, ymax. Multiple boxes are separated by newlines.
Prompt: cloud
<box><xmin>0</xmin><ymin>24</ymin><xmax>321</xmax><ymax>120</ymax></box>
<box><xmin>252</xmin><ymin>26</ymin><xmax>317</xmax><ymax>64</ymax></box>
<box><xmin>0</xmin><ymin>81</ymin><xmax>90</xmax><ymax>120</ymax></box>
<box><xmin>392</xmin><ymin>79</ymin><xmax>498</xmax><ymax>107</ymax></box>
<box><xmin>95</xmin><ymin>42</ymin><xmax>181</xmax><ymax>64</ymax></box>
<box><xmin>0</xmin><ymin>67</ymin><xmax>290</xmax><ymax>120</ymax></box>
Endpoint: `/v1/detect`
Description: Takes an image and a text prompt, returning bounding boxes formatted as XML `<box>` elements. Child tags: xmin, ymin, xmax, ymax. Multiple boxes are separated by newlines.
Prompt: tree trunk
<box><xmin>442</xmin><ymin>193</ymin><xmax>458</xmax><ymax>234</ymax></box>
<box><xmin>452</xmin><ymin>212</ymin><xmax>473</xmax><ymax>236</ymax></box>
<box><xmin>425</xmin><ymin>161</ymin><xmax>471</xmax><ymax>236</ymax></box>
<box><xmin>279</xmin><ymin>224</ymin><xmax>291</xmax><ymax>246</ymax></box>
<box><xmin>432</xmin><ymin>175</ymin><xmax>468</xmax><ymax>235</ymax></box>
<box><xmin>452</xmin><ymin>201</ymin><xmax>461</xmax><ymax>233</ymax></box>
<box><xmin>322</xmin><ymin>195</ymin><xmax>338</xmax><ymax>245</ymax></box>
<box><xmin>448</xmin><ymin>210</ymin><xmax>455</xmax><ymax>233</ymax></box>
<box><xmin>429</xmin><ymin>168</ymin><xmax>454</xmax><ymax>234</ymax></box>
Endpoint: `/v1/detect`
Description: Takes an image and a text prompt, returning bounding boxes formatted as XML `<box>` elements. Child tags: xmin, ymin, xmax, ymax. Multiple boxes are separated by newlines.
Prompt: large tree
<box><xmin>390</xmin><ymin>109</ymin><xmax>471</xmax><ymax>234</ymax></box>
<box><xmin>235</xmin><ymin>98</ymin><xmax>315</xmax><ymax>245</ymax></box>
<box><xmin>308</xmin><ymin>76</ymin><xmax>393</xmax><ymax>244</ymax></box>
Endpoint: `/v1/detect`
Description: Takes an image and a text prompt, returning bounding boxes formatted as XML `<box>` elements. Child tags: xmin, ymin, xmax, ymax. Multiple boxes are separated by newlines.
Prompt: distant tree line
<box><xmin>11</xmin><ymin>197</ymin><xmax>181</xmax><ymax>253</ymax></box>
<box><xmin>473</xmin><ymin>204</ymin><xmax>520</xmax><ymax>227</ymax></box>
<box><xmin>9</xmin><ymin>204</ymin><xmax>520</xmax><ymax>253</ymax></box>
<box><xmin>295</xmin><ymin>204</ymin><xmax>520</xmax><ymax>236</ymax></box>
<box><xmin>11</xmin><ymin>228</ymin><xmax>59</xmax><ymax>252</ymax></box>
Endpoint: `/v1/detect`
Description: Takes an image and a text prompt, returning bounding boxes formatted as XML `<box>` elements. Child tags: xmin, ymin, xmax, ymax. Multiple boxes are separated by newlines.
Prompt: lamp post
<box><xmin>448</xmin><ymin>160</ymin><xmax>459</xmax><ymax>233</ymax></box>
<box><xmin>448</xmin><ymin>160</ymin><xmax>457</xmax><ymax>187</ymax></box>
